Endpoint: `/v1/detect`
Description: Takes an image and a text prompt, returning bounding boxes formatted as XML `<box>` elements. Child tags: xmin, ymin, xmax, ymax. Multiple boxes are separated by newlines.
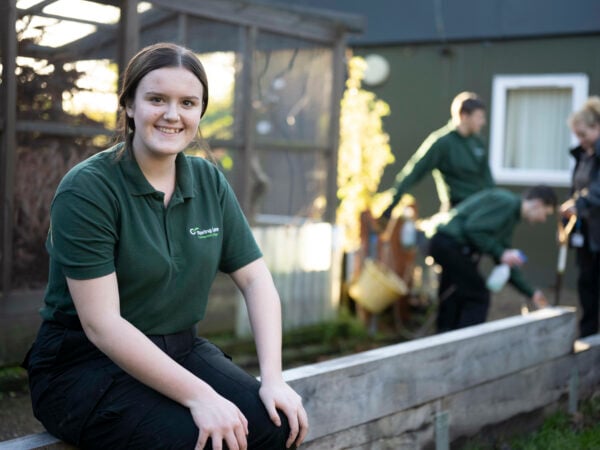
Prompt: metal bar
<box><xmin>1</xmin><ymin>0</ymin><xmax>18</xmax><ymax>294</ymax></box>
<box><xmin>149</xmin><ymin>0</ymin><xmax>339</xmax><ymax>44</ymax></box>
<box><xmin>16</xmin><ymin>0</ymin><xmax>55</xmax><ymax>18</ymax></box>
<box><xmin>324</xmin><ymin>34</ymin><xmax>346</xmax><ymax>223</ymax></box>
<box><xmin>22</xmin><ymin>10</ymin><xmax>117</xmax><ymax>28</ymax></box>
<box><xmin>209</xmin><ymin>138</ymin><xmax>329</xmax><ymax>154</ymax></box>
<box><xmin>177</xmin><ymin>13</ymin><xmax>188</xmax><ymax>46</ymax></box>
<box><xmin>568</xmin><ymin>366</ymin><xmax>579</xmax><ymax>414</ymax></box>
<box><xmin>435</xmin><ymin>410</ymin><xmax>450</xmax><ymax>450</ymax></box>
<box><xmin>238</xmin><ymin>25</ymin><xmax>257</xmax><ymax>216</ymax></box>
<box><xmin>16</xmin><ymin>120</ymin><xmax>112</xmax><ymax>137</ymax></box>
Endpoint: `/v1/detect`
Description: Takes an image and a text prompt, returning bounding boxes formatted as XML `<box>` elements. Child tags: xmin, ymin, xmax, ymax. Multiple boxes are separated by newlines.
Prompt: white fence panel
<box><xmin>236</xmin><ymin>222</ymin><xmax>342</xmax><ymax>336</ymax></box>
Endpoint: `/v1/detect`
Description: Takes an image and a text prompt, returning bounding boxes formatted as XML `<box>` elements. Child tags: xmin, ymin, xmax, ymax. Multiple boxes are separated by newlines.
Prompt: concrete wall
<box><xmin>3</xmin><ymin>307</ymin><xmax>599</xmax><ymax>449</ymax></box>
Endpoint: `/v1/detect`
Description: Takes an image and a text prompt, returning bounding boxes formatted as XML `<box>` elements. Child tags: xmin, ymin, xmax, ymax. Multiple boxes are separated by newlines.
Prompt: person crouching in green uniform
<box><xmin>429</xmin><ymin>186</ymin><xmax>557</xmax><ymax>332</ymax></box>
<box><xmin>379</xmin><ymin>92</ymin><xmax>494</xmax><ymax>224</ymax></box>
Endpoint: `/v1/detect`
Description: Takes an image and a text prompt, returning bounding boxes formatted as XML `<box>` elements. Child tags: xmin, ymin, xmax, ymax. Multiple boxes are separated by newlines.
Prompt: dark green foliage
<box><xmin>10</xmin><ymin>36</ymin><xmax>105</xmax><ymax>288</ymax></box>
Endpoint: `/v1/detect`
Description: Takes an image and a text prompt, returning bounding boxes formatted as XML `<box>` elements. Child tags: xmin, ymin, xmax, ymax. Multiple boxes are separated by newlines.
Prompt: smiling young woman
<box><xmin>23</xmin><ymin>42</ymin><xmax>308</xmax><ymax>450</ymax></box>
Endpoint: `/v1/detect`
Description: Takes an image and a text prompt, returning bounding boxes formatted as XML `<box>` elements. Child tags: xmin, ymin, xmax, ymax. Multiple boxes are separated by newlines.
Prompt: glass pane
<box><xmin>254</xmin><ymin>148</ymin><xmax>328</xmax><ymax>220</ymax></box>
<box><xmin>253</xmin><ymin>32</ymin><xmax>333</xmax><ymax>148</ymax></box>
<box><xmin>197</xmin><ymin>52</ymin><xmax>236</xmax><ymax>141</ymax></box>
<box><xmin>139</xmin><ymin>7</ymin><xmax>182</xmax><ymax>46</ymax></box>
<box><xmin>504</xmin><ymin>87</ymin><xmax>572</xmax><ymax>171</ymax></box>
<box><xmin>186</xmin><ymin>16</ymin><xmax>241</xmax><ymax>53</ymax></box>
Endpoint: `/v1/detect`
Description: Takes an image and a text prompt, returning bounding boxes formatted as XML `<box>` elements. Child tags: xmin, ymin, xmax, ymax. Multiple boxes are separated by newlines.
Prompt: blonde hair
<box><xmin>450</xmin><ymin>91</ymin><xmax>485</xmax><ymax>122</ymax></box>
<box><xmin>569</xmin><ymin>96</ymin><xmax>600</xmax><ymax>129</ymax></box>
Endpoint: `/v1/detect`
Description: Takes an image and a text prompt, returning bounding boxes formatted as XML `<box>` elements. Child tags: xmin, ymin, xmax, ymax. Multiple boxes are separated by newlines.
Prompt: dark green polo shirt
<box><xmin>41</xmin><ymin>144</ymin><xmax>262</xmax><ymax>334</ymax></box>
<box><xmin>436</xmin><ymin>188</ymin><xmax>534</xmax><ymax>297</ymax></box>
<box><xmin>389</xmin><ymin>121</ymin><xmax>494</xmax><ymax>209</ymax></box>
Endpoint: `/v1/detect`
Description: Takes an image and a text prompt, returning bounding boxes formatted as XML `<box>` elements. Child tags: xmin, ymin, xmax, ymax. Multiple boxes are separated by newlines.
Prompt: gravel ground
<box><xmin>0</xmin><ymin>381</ymin><xmax>44</xmax><ymax>441</ymax></box>
<box><xmin>0</xmin><ymin>287</ymin><xmax>582</xmax><ymax>443</ymax></box>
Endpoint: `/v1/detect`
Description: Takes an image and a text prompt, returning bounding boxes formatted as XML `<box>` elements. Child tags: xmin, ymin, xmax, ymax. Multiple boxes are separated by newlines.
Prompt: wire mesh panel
<box><xmin>253</xmin><ymin>148</ymin><xmax>328</xmax><ymax>219</ymax></box>
<box><xmin>253</xmin><ymin>32</ymin><xmax>333</xmax><ymax>149</ymax></box>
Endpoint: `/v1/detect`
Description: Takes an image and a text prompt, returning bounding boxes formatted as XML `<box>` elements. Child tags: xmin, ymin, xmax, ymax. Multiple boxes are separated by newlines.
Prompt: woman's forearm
<box><xmin>88</xmin><ymin>315</ymin><xmax>215</xmax><ymax>408</ymax></box>
<box><xmin>68</xmin><ymin>275</ymin><xmax>215</xmax><ymax>409</ymax></box>
<box><xmin>231</xmin><ymin>259</ymin><xmax>284</xmax><ymax>382</ymax></box>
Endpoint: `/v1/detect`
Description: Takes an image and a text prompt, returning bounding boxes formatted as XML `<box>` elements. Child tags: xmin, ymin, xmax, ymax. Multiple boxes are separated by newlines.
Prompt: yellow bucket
<box><xmin>349</xmin><ymin>258</ymin><xmax>408</xmax><ymax>314</ymax></box>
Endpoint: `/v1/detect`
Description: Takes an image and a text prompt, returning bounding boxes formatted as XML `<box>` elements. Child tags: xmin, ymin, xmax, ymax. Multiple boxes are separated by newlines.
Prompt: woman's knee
<box><xmin>249</xmin><ymin>409</ymin><xmax>292</xmax><ymax>450</ymax></box>
<box><xmin>125</xmin><ymin>400</ymin><xmax>198</xmax><ymax>450</ymax></box>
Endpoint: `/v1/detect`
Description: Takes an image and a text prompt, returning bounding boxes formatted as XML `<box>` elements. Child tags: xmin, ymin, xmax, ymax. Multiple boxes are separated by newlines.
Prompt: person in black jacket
<box><xmin>560</xmin><ymin>96</ymin><xmax>600</xmax><ymax>337</ymax></box>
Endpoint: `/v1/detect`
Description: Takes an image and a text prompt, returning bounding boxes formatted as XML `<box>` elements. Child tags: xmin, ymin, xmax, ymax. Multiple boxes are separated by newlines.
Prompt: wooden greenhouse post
<box><xmin>325</xmin><ymin>34</ymin><xmax>347</xmax><ymax>223</ymax></box>
<box><xmin>0</xmin><ymin>0</ymin><xmax>17</xmax><ymax>295</ymax></box>
<box><xmin>117</xmin><ymin>0</ymin><xmax>140</xmax><ymax>89</ymax></box>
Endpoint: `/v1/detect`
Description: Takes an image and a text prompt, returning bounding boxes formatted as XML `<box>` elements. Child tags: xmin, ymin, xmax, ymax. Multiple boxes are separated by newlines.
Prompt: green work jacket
<box><xmin>436</xmin><ymin>188</ymin><xmax>534</xmax><ymax>297</ymax></box>
<box><xmin>389</xmin><ymin>121</ymin><xmax>494</xmax><ymax>210</ymax></box>
<box><xmin>42</xmin><ymin>144</ymin><xmax>261</xmax><ymax>334</ymax></box>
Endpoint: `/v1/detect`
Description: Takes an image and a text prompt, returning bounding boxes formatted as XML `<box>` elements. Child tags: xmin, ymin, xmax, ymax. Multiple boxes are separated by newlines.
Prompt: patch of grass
<box><xmin>208</xmin><ymin>308</ymin><xmax>403</xmax><ymax>374</ymax></box>
<box><xmin>0</xmin><ymin>366</ymin><xmax>29</xmax><ymax>399</ymax></box>
<box><xmin>463</xmin><ymin>395</ymin><xmax>600</xmax><ymax>450</ymax></box>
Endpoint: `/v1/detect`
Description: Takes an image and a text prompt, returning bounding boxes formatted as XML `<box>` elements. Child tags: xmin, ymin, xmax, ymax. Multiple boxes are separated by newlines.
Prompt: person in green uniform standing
<box><xmin>23</xmin><ymin>43</ymin><xmax>307</xmax><ymax>450</ymax></box>
<box><xmin>429</xmin><ymin>186</ymin><xmax>556</xmax><ymax>332</ymax></box>
<box><xmin>379</xmin><ymin>91</ymin><xmax>494</xmax><ymax>223</ymax></box>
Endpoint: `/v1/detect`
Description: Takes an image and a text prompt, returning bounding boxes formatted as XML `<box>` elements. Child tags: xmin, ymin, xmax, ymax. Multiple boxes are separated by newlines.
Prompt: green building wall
<box><xmin>355</xmin><ymin>34</ymin><xmax>600</xmax><ymax>290</ymax></box>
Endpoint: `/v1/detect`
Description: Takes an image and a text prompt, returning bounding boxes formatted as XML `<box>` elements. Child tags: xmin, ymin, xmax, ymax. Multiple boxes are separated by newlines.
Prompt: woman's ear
<box><xmin>125</xmin><ymin>101</ymin><xmax>134</xmax><ymax>118</ymax></box>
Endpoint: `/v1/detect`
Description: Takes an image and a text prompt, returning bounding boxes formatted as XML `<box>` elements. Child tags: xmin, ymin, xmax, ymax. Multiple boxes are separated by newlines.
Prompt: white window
<box><xmin>489</xmin><ymin>74</ymin><xmax>589</xmax><ymax>186</ymax></box>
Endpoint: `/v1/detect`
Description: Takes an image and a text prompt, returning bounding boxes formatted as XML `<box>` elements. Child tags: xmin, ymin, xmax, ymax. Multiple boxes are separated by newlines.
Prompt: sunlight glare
<box><xmin>199</xmin><ymin>52</ymin><xmax>235</xmax><ymax>103</ymax></box>
<box><xmin>44</xmin><ymin>0</ymin><xmax>120</xmax><ymax>24</ymax></box>
<box><xmin>62</xmin><ymin>60</ymin><xmax>118</xmax><ymax>119</ymax></box>
<box><xmin>138</xmin><ymin>2</ymin><xmax>153</xmax><ymax>13</ymax></box>
<box><xmin>16</xmin><ymin>0</ymin><xmax>46</xmax><ymax>9</ymax></box>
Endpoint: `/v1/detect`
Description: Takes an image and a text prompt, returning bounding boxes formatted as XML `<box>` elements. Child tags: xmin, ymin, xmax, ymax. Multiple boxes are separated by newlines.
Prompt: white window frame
<box><xmin>489</xmin><ymin>73</ymin><xmax>589</xmax><ymax>186</ymax></box>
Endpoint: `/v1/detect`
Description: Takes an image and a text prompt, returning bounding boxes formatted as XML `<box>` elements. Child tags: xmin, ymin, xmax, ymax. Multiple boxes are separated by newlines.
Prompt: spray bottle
<box><xmin>486</xmin><ymin>250</ymin><xmax>527</xmax><ymax>293</ymax></box>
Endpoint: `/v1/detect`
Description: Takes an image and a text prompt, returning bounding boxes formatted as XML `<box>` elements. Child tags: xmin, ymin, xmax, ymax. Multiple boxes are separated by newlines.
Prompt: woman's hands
<box><xmin>560</xmin><ymin>198</ymin><xmax>576</xmax><ymax>219</ymax></box>
<box><xmin>259</xmin><ymin>379</ymin><xmax>309</xmax><ymax>448</ymax></box>
<box><xmin>500</xmin><ymin>249</ymin><xmax>526</xmax><ymax>267</ymax></box>
<box><xmin>532</xmin><ymin>289</ymin><xmax>549</xmax><ymax>309</ymax></box>
<box><xmin>189</xmin><ymin>391</ymin><xmax>249</xmax><ymax>450</ymax></box>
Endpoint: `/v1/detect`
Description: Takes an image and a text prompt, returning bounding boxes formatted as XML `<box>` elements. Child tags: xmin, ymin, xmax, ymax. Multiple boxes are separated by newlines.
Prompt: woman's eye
<box><xmin>149</xmin><ymin>96</ymin><xmax>163</xmax><ymax>103</ymax></box>
<box><xmin>182</xmin><ymin>99</ymin><xmax>195</xmax><ymax>107</ymax></box>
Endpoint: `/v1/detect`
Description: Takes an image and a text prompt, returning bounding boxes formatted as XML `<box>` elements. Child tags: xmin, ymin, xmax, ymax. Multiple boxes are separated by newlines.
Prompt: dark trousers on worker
<box><xmin>24</xmin><ymin>319</ymin><xmax>291</xmax><ymax>450</ymax></box>
<box><xmin>429</xmin><ymin>232</ymin><xmax>490</xmax><ymax>332</ymax></box>
<box><xmin>576</xmin><ymin>245</ymin><xmax>600</xmax><ymax>337</ymax></box>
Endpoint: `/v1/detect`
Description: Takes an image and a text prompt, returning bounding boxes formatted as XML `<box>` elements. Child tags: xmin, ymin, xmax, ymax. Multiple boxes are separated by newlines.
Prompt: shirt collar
<box><xmin>116</xmin><ymin>144</ymin><xmax>195</xmax><ymax>199</ymax></box>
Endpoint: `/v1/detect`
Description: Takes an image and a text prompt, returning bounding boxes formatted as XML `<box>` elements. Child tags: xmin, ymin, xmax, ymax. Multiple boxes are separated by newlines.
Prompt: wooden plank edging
<box><xmin>284</xmin><ymin>307</ymin><xmax>577</xmax><ymax>442</ymax></box>
<box><xmin>0</xmin><ymin>431</ymin><xmax>73</xmax><ymax>449</ymax></box>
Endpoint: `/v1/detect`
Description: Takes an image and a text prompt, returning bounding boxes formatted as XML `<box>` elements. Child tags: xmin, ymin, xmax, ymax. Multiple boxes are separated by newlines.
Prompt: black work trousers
<box><xmin>24</xmin><ymin>320</ymin><xmax>291</xmax><ymax>450</ymax></box>
<box><xmin>576</xmin><ymin>245</ymin><xmax>600</xmax><ymax>337</ymax></box>
<box><xmin>429</xmin><ymin>232</ymin><xmax>490</xmax><ymax>332</ymax></box>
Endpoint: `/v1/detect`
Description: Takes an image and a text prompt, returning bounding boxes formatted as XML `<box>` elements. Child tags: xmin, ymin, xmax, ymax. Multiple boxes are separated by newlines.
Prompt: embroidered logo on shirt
<box><xmin>190</xmin><ymin>226</ymin><xmax>220</xmax><ymax>239</ymax></box>
<box><xmin>473</xmin><ymin>146</ymin><xmax>485</xmax><ymax>158</ymax></box>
